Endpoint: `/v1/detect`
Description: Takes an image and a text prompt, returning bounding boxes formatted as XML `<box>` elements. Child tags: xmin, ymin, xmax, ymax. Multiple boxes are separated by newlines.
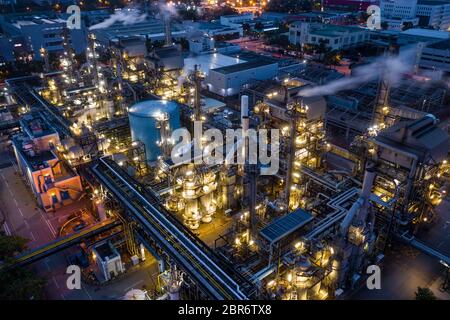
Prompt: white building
<box><xmin>381</xmin><ymin>0</ymin><xmax>419</xmax><ymax>30</ymax></box>
<box><xmin>93</xmin><ymin>241</ymin><xmax>124</xmax><ymax>282</ymax></box>
<box><xmin>189</xmin><ymin>35</ymin><xmax>215</xmax><ymax>55</ymax></box>
<box><xmin>418</xmin><ymin>39</ymin><xmax>450</xmax><ymax>74</ymax></box>
<box><xmin>381</xmin><ymin>0</ymin><xmax>418</xmax><ymax>19</ymax></box>
<box><xmin>289</xmin><ymin>22</ymin><xmax>370</xmax><ymax>51</ymax></box>
<box><xmin>183</xmin><ymin>21</ymin><xmax>243</xmax><ymax>39</ymax></box>
<box><xmin>206</xmin><ymin>58</ymin><xmax>278</xmax><ymax>97</ymax></box>
<box><xmin>416</xmin><ymin>0</ymin><xmax>450</xmax><ymax>30</ymax></box>
<box><xmin>381</xmin><ymin>0</ymin><xmax>450</xmax><ymax>30</ymax></box>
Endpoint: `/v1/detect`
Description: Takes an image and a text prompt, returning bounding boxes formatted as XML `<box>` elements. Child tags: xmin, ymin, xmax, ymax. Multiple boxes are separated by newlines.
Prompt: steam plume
<box><xmin>89</xmin><ymin>9</ymin><xmax>148</xmax><ymax>30</ymax></box>
<box><xmin>298</xmin><ymin>48</ymin><xmax>416</xmax><ymax>97</ymax></box>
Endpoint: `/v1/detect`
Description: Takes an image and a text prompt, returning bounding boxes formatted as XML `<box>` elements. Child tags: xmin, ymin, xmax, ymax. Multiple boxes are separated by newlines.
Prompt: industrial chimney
<box><xmin>164</xmin><ymin>15</ymin><xmax>172</xmax><ymax>47</ymax></box>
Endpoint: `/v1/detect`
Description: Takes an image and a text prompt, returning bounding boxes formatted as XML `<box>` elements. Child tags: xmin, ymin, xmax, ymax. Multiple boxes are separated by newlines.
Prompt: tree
<box><xmin>266</xmin><ymin>34</ymin><xmax>290</xmax><ymax>48</ymax></box>
<box><xmin>242</xmin><ymin>23</ymin><xmax>251</xmax><ymax>36</ymax></box>
<box><xmin>323</xmin><ymin>50</ymin><xmax>342</xmax><ymax>66</ymax></box>
<box><xmin>255</xmin><ymin>22</ymin><xmax>265</xmax><ymax>33</ymax></box>
<box><xmin>415</xmin><ymin>287</ymin><xmax>437</xmax><ymax>300</ymax></box>
<box><xmin>0</xmin><ymin>232</ymin><xmax>28</xmax><ymax>258</ymax></box>
<box><xmin>0</xmin><ymin>232</ymin><xmax>46</xmax><ymax>300</ymax></box>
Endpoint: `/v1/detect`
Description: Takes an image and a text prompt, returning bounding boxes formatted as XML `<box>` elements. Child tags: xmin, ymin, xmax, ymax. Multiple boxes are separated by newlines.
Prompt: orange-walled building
<box><xmin>12</xmin><ymin>113</ymin><xmax>83</xmax><ymax>212</ymax></box>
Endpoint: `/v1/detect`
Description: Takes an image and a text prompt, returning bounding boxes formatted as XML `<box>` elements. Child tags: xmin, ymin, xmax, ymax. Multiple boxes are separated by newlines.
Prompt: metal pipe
<box><xmin>339</xmin><ymin>197</ymin><xmax>364</xmax><ymax>235</ymax></box>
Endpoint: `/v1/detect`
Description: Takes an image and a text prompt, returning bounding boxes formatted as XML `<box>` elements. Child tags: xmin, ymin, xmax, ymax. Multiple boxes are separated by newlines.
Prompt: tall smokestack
<box><xmin>164</xmin><ymin>15</ymin><xmax>172</xmax><ymax>46</ymax></box>
<box><xmin>241</xmin><ymin>95</ymin><xmax>249</xmax><ymax>162</ymax></box>
<box><xmin>194</xmin><ymin>65</ymin><xmax>202</xmax><ymax>121</ymax></box>
<box><xmin>241</xmin><ymin>95</ymin><xmax>258</xmax><ymax>237</ymax></box>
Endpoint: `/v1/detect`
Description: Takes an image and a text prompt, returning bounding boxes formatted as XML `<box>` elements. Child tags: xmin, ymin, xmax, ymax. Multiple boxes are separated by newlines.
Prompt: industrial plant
<box><xmin>0</xmin><ymin>0</ymin><xmax>449</xmax><ymax>302</ymax></box>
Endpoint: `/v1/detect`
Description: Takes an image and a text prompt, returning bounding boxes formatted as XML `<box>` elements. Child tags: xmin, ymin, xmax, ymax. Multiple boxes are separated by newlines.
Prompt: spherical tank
<box><xmin>128</xmin><ymin>100</ymin><xmax>181</xmax><ymax>162</ymax></box>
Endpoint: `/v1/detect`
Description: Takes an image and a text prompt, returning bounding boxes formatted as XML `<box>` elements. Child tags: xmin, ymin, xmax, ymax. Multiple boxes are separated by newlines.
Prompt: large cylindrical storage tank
<box><xmin>128</xmin><ymin>100</ymin><xmax>181</xmax><ymax>162</ymax></box>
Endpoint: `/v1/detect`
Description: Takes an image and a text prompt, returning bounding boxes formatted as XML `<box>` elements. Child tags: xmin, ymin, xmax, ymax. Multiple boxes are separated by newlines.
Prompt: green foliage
<box><xmin>0</xmin><ymin>266</ymin><xmax>47</xmax><ymax>300</ymax></box>
<box><xmin>0</xmin><ymin>232</ymin><xmax>46</xmax><ymax>300</ymax></box>
<box><xmin>266</xmin><ymin>34</ymin><xmax>290</xmax><ymax>48</ymax></box>
<box><xmin>415</xmin><ymin>287</ymin><xmax>437</xmax><ymax>300</ymax></box>
<box><xmin>323</xmin><ymin>50</ymin><xmax>342</xmax><ymax>66</ymax></box>
<box><xmin>0</xmin><ymin>231</ymin><xmax>28</xmax><ymax>258</ymax></box>
<box><xmin>255</xmin><ymin>22</ymin><xmax>264</xmax><ymax>32</ymax></box>
<box><xmin>242</xmin><ymin>23</ymin><xmax>251</xmax><ymax>32</ymax></box>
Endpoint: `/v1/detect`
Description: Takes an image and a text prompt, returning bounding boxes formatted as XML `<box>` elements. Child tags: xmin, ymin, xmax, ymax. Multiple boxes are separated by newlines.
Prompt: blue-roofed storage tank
<box><xmin>128</xmin><ymin>100</ymin><xmax>181</xmax><ymax>162</ymax></box>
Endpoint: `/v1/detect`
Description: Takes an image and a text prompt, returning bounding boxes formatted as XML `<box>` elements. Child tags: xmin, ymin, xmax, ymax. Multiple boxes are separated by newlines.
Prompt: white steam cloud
<box><xmin>158</xmin><ymin>1</ymin><xmax>178</xmax><ymax>19</ymax></box>
<box><xmin>89</xmin><ymin>9</ymin><xmax>148</xmax><ymax>30</ymax></box>
<box><xmin>298</xmin><ymin>48</ymin><xmax>416</xmax><ymax>97</ymax></box>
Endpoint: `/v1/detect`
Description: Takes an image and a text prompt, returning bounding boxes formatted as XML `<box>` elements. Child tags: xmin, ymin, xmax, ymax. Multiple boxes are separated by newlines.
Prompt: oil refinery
<box><xmin>0</xmin><ymin>1</ymin><xmax>449</xmax><ymax>304</ymax></box>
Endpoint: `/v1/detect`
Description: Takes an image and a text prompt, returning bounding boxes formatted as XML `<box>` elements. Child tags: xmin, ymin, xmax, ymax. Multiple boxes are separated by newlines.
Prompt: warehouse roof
<box><xmin>376</xmin><ymin>115</ymin><xmax>449</xmax><ymax>163</ymax></box>
<box><xmin>402</xmin><ymin>28</ymin><xmax>450</xmax><ymax>40</ymax></box>
<box><xmin>211</xmin><ymin>58</ymin><xmax>277</xmax><ymax>75</ymax></box>
<box><xmin>259</xmin><ymin>208</ymin><xmax>313</xmax><ymax>245</ymax></box>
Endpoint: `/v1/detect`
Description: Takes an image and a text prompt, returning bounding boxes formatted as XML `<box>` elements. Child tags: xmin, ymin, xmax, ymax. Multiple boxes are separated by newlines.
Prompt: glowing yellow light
<box><xmin>287</xmin><ymin>273</ymin><xmax>292</xmax><ymax>282</ymax></box>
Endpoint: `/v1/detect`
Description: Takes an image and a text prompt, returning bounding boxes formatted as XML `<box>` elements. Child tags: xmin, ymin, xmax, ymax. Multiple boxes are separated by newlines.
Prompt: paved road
<box><xmin>0</xmin><ymin>147</ymin><xmax>57</xmax><ymax>248</ymax></box>
<box><xmin>35</xmin><ymin>250</ymin><xmax>160</xmax><ymax>300</ymax></box>
<box><xmin>416</xmin><ymin>199</ymin><xmax>450</xmax><ymax>257</ymax></box>
<box><xmin>352</xmin><ymin>199</ymin><xmax>450</xmax><ymax>300</ymax></box>
<box><xmin>227</xmin><ymin>38</ymin><xmax>293</xmax><ymax>59</ymax></box>
<box><xmin>352</xmin><ymin>243</ymin><xmax>449</xmax><ymax>300</ymax></box>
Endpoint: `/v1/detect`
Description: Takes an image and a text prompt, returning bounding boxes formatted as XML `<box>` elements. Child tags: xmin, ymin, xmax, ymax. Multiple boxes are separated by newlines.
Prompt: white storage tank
<box><xmin>128</xmin><ymin>100</ymin><xmax>181</xmax><ymax>162</ymax></box>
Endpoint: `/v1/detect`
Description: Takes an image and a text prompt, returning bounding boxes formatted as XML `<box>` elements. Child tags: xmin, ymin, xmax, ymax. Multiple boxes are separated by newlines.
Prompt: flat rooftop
<box><xmin>313</xmin><ymin>25</ymin><xmax>365</xmax><ymax>37</ymax></box>
<box><xmin>291</xmin><ymin>22</ymin><xmax>365</xmax><ymax>37</ymax></box>
<box><xmin>260</xmin><ymin>208</ymin><xmax>313</xmax><ymax>244</ymax></box>
<box><xmin>402</xmin><ymin>28</ymin><xmax>450</xmax><ymax>39</ymax></box>
<box><xmin>92</xmin><ymin>17</ymin><xmax>186</xmax><ymax>41</ymax></box>
<box><xmin>20</xmin><ymin>113</ymin><xmax>56</xmax><ymax>138</ymax></box>
<box><xmin>12</xmin><ymin>135</ymin><xmax>56</xmax><ymax>169</ymax></box>
<box><xmin>183</xmin><ymin>53</ymin><xmax>247</xmax><ymax>76</ymax></box>
<box><xmin>211</xmin><ymin>58</ymin><xmax>276</xmax><ymax>75</ymax></box>
<box><xmin>198</xmin><ymin>22</ymin><xmax>235</xmax><ymax>30</ymax></box>
<box><xmin>94</xmin><ymin>241</ymin><xmax>119</xmax><ymax>261</ymax></box>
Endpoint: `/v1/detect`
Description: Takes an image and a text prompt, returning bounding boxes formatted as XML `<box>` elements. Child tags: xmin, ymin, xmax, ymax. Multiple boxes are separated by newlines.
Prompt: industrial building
<box><xmin>0</xmin><ymin>11</ymin><xmax>87</xmax><ymax>60</ymax></box>
<box><xmin>1</xmin><ymin>5</ymin><xmax>449</xmax><ymax>303</ymax></box>
<box><xmin>289</xmin><ymin>22</ymin><xmax>370</xmax><ymax>50</ymax></box>
<box><xmin>12</xmin><ymin>113</ymin><xmax>83</xmax><ymax>211</ymax></box>
<box><xmin>92</xmin><ymin>17</ymin><xmax>187</xmax><ymax>48</ymax></box>
<box><xmin>206</xmin><ymin>57</ymin><xmax>278</xmax><ymax>97</ymax></box>
<box><xmin>92</xmin><ymin>240</ymin><xmax>125</xmax><ymax>282</ymax></box>
<box><xmin>418</xmin><ymin>38</ymin><xmax>450</xmax><ymax>74</ymax></box>
<box><xmin>184</xmin><ymin>21</ymin><xmax>243</xmax><ymax>39</ymax></box>
<box><xmin>220</xmin><ymin>13</ymin><xmax>255</xmax><ymax>27</ymax></box>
